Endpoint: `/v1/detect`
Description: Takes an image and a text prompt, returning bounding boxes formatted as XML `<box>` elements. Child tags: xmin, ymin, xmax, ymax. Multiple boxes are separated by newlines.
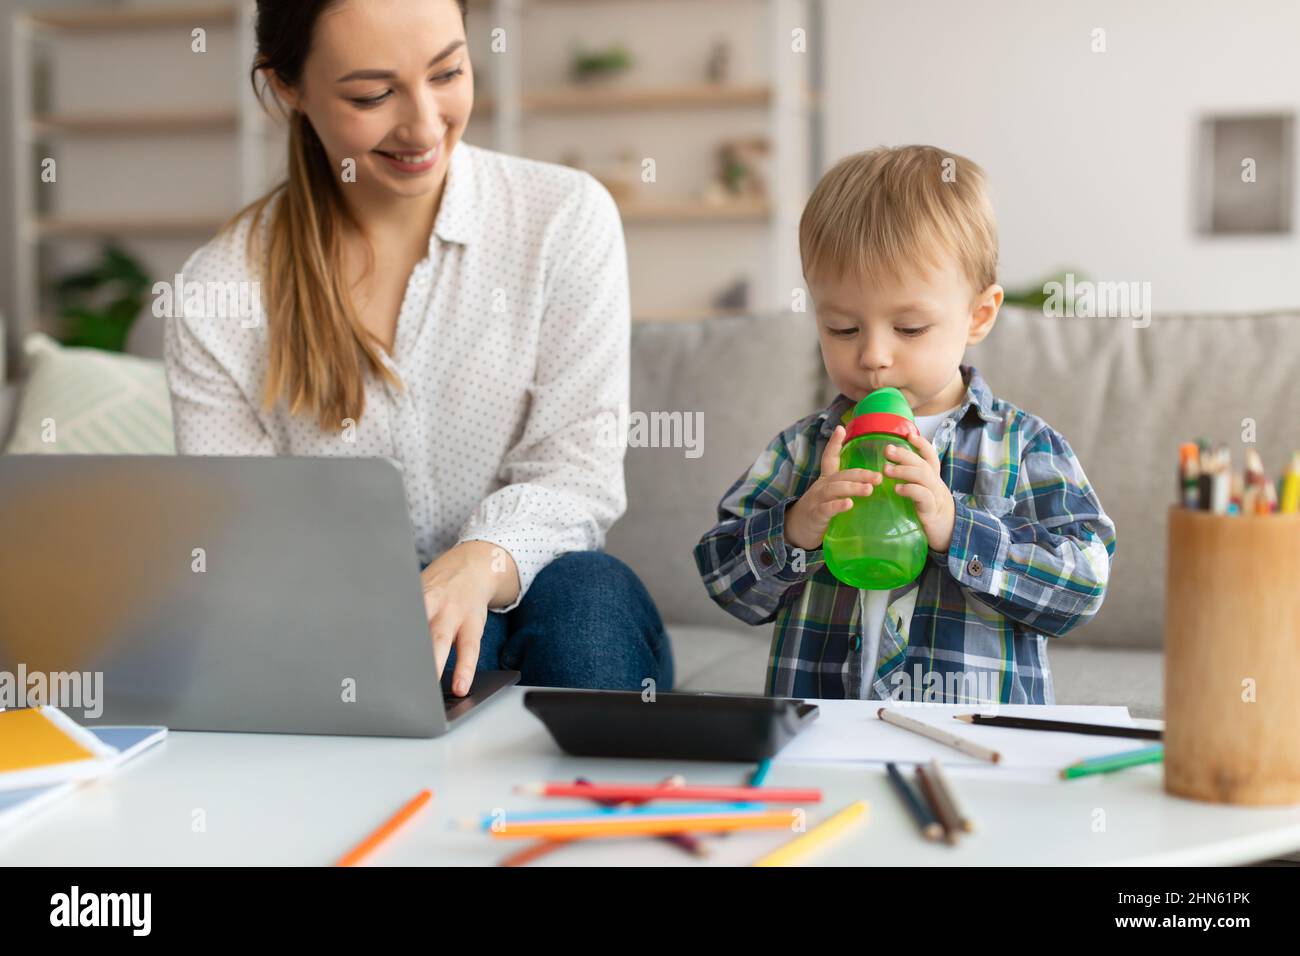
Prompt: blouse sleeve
<box><xmin>455</xmin><ymin>175</ymin><xmax>630</xmax><ymax>611</ymax></box>
<box><xmin>162</xmin><ymin>244</ymin><xmax>278</xmax><ymax>457</ymax></box>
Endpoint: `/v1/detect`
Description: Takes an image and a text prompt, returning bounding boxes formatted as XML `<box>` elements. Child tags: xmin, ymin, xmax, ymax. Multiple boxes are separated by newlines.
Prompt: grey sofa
<box><xmin>603</xmin><ymin>307</ymin><xmax>1300</xmax><ymax>719</ymax></box>
<box><xmin>7</xmin><ymin>307</ymin><xmax>1298</xmax><ymax>718</ymax></box>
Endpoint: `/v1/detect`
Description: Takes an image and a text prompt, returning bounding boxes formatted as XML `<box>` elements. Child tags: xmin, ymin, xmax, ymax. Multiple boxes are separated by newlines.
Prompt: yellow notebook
<box><xmin>0</xmin><ymin>707</ymin><xmax>117</xmax><ymax>792</ymax></box>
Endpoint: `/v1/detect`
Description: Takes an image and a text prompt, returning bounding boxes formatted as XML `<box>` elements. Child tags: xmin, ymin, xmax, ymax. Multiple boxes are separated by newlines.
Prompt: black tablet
<box><xmin>523</xmin><ymin>689</ymin><xmax>820</xmax><ymax>762</ymax></box>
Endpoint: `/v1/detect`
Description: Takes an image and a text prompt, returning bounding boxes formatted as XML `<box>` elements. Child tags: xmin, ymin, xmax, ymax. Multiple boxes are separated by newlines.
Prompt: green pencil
<box><xmin>1060</xmin><ymin>745</ymin><xmax>1164</xmax><ymax>780</ymax></box>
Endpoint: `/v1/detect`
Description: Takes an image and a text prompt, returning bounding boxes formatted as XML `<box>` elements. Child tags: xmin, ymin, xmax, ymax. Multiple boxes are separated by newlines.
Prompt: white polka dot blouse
<box><xmin>162</xmin><ymin>142</ymin><xmax>631</xmax><ymax>612</ymax></box>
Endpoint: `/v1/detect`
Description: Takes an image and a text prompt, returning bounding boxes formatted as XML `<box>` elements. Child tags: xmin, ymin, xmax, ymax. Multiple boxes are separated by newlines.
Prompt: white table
<box><xmin>6</xmin><ymin>687</ymin><xmax>1300</xmax><ymax>866</ymax></box>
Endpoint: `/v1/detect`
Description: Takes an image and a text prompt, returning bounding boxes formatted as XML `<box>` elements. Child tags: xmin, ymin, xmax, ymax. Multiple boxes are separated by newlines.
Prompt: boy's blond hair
<box><xmin>799</xmin><ymin>145</ymin><xmax>998</xmax><ymax>298</ymax></box>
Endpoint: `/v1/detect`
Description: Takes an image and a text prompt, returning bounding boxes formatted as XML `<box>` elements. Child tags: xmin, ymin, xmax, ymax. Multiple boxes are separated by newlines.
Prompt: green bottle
<box><xmin>823</xmin><ymin>387</ymin><xmax>927</xmax><ymax>590</ymax></box>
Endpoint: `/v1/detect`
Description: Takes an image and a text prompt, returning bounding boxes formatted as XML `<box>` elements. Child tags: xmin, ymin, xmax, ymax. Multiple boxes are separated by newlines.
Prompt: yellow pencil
<box><xmin>1280</xmin><ymin>451</ymin><xmax>1300</xmax><ymax>514</ymax></box>
<box><xmin>752</xmin><ymin>800</ymin><xmax>869</xmax><ymax>867</ymax></box>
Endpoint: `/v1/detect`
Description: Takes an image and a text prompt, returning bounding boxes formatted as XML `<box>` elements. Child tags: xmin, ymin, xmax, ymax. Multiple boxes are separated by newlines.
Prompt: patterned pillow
<box><xmin>3</xmin><ymin>333</ymin><xmax>174</xmax><ymax>454</ymax></box>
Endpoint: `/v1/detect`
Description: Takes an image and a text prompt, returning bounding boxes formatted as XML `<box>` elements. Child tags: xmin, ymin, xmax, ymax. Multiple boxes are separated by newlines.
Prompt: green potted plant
<box><xmin>54</xmin><ymin>243</ymin><xmax>151</xmax><ymax>353</ymax></box>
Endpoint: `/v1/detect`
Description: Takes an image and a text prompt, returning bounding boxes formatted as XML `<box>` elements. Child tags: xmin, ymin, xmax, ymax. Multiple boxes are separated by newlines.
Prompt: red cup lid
<box><xmin>845</xmin><ymin>412</ymin><xmax>919</xmax><ymax>446</ymax></box>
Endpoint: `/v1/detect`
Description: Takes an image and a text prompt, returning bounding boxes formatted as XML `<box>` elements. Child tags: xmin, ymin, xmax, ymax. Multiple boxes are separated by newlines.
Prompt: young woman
<box><xmin>163</xmin><ymin>0</ymin><xmax>673</xmax><ymax>699</ymax></box>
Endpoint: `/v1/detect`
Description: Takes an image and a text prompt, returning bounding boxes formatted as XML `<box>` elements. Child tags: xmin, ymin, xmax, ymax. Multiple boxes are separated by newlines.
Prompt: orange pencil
<box><xmin>489</xmin><ymin>810</ymin><xmax>795</xmax><ymax>840</ymax></box>
<box><xmin>498</xmin><ymin>775</ymin><xmax>698</xmax><ymax>868</ymax></box>
<box><xmin>334</xmin><ymin>789</ymin><xmax>434</xmax><ymax>867</ymax></box>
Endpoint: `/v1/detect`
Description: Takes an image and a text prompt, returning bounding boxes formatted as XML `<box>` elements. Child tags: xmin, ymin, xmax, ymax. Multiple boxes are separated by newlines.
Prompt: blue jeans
<box><xmin>420</xmin><ymin>550</ymin><xmax>674</xmax><ymax>691</ymax></box>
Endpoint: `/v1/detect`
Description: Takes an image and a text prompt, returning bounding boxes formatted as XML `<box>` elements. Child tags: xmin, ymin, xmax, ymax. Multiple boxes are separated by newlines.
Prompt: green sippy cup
<box><xmin>822</xmin><ymin>387</ymin><xmax>928</xmax><ymax>589</ymax></box>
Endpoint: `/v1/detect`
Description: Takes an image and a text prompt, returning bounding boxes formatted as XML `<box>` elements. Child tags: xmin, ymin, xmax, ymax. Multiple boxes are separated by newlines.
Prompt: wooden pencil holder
<box><xmin>1164</xmin><ymin>505</ymin><xmax>1300</xmax><ymax>805</ymax></box>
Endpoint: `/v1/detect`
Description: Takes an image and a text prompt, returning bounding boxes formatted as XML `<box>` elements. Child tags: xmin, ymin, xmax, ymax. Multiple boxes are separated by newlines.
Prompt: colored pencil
<box><xmin>497</xmin><ymin>836</ymin><xmax>577</xmax><ymax>867</ymax></box>
<box><xmin>885</xmin><ymin>762</ymin><xmax>942</xmax><ymax>841</ymax></box>
<box><xmin>467</xmin><ymin>801</ymin><xmax>765</xmax><ymax>829</ymax></box>
<box><xmin>752</xmin><ymin>800</ymin><xmax>869</xmax><ymax>867</ymax></box>
<box><xmin>1060</xmin><ymin>745</ymin><xmax>1165</xmax><ymax>780</ymax></box>
<box><xmin>497</xmin><ymin>775</ymin><xmax>700</xmax><ymax>867</ymax></box>
<box><xmin>334</xmin><ymin>789</ymin><xmax>433</xmax><ymax>867</ymax></box>
<box><xmin>577</xmin><ymin>774</ymin><xmax>701</xmax><ymax>856</ymax></box>
<box><xmin>876</xmin><ymin>708</ymin><xmax>1001</xmax><ymax>763</ymax></box>
<box><xmin>488</xmin><ymin>810</ymin><xmax>797</xmax><ymax>840</ymax></box>
<box><xmin>915</xmin><ymin>763</ymin><xmax>961</xmax><ymax>845</ymax></box>
<box><xmin>925</xmin><ymin>759</ymin><xmax>975</xmax><ymax>833</ymax></box>
<box><xmin>1280</xmin><ymin>452</ymin><xmax>1300</xmax><ymax>513</ymax></box>
<box><xmin>515</xmin><ymin>782</ymin><xmax>821</xmax><ymax>803</ymax></box>
<box><xmin>748</xmin><ymin>759</ymin><xmax>773</xmax><ymax>786</ymax></box>
<box><xmin>954</xmin><ymin>713</ymin><xmax>1162</xmax><ymax>740</ymax></box>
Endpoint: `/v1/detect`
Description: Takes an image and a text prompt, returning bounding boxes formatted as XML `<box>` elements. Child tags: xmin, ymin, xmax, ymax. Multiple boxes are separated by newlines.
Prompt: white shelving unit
<box><xmin>472</xmin><ymin>0</ymin><xmax>820</xmax><ymax>319</ymax></box>
<box><xmin>7</xmin><ymin>0</ymin><xmax>819</xmax><ymax>342</ymax></box>
<box><xmin>8</xmin><ymin>1</ymin><xmax>264</xmax><ymax>348</ymax></box>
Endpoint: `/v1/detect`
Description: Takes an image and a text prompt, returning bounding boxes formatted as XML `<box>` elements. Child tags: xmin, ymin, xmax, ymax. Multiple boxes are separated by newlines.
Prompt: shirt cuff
<box><xmin>943</xmin><ymin>493</ymin><xmax>1006</xmax><ymax>594</ymax></box>
<box><xmin>455</xmin><ymin>529</ymin><xmax>548</xmax><ymax>614</ymax></box>
<box><xmin>743</xmin><ymin>495</ymin><xmax>827</xmax><ymax>586</ymax></box>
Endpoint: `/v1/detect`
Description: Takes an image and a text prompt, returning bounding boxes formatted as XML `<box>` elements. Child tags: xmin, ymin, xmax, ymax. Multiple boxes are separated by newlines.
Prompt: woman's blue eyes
<box><xmin>350</xmin><ymin>68</ymin><xmax>464</xmax><ymax>107</ymax></box>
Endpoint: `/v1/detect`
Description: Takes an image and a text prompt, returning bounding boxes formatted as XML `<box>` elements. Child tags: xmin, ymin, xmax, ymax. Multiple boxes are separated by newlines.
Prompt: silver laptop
<box><xmin>0</xmin><ymin>455</ymin><xmax>518</xmax><ymax>737</ymax></box>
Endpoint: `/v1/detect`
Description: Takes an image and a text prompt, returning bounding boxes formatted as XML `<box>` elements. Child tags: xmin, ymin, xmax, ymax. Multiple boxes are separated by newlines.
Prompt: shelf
<box><xmin>529</xmin><ymin>82</ymin><xmax>770</xmax><ymax>113</ymax></box>
<box><xmin>34</xmin><ymin>215</ymin><xmax>227</xmax><ymax>239</ymax></box>
<box><xmin>617</xmin><ymin>197</ymin><xmax>770</xmax><ymax>223</ymax></box>
<box><xmin>477</xmin><ymin>83</ymin><xmax>771</xmax><ymax>115</ymax></box>
<box><xmin>31</xmin><ymin>111</ymin><xmax>238</xmax><ymax>136</ymax></box>
<box><xmin>23</xmin><ymin>4</ymin><xmax>237</xmax><ymax>31</ymax></box>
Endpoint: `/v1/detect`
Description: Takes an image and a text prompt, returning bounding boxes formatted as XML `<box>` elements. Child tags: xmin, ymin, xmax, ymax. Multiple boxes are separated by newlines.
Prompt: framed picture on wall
<box><xmin>1196</xmin><ymin>113</ymin><xmax>1295</xmax><ymax>235</ymax></box>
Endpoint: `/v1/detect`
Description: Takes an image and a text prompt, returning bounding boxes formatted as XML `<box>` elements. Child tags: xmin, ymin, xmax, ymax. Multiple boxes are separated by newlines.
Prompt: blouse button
<box><xmin>968</xmin><ymin>556</ymin><xmax>983</xmax><ymax>576</ymax></box>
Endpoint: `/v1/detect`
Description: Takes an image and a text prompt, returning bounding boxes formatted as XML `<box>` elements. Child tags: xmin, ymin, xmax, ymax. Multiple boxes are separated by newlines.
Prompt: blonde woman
<box><xmin>164</xmin><ymin>0</ymin><xmax>672</xmax><ymax>699</ymax></box>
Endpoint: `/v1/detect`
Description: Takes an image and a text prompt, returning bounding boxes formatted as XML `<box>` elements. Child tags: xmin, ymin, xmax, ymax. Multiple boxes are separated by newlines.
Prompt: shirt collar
<box><xmin>816</xmin><ymin>364</ymin><xmax>1000</xmax><ymax>440</ymax></box>
<box><xmin>428</xmin><ymin>141</ymin><xmax>478</xmax><ymax>250</ymax></box>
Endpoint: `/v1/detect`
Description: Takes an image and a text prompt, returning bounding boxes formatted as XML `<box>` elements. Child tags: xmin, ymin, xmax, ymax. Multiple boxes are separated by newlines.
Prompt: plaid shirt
<box><xmin>693</xmin><ymin>365</ymin><xmax>1116</xmax><ymax>703</ymax></box>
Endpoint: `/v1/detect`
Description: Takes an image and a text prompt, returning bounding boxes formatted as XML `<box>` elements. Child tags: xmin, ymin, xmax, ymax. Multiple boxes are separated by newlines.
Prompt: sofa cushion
<box><xmin>1044</xmin><ymin>645</ymin><xmax>1163</xmax><ymax>719</ymax></box>
<box><xmin>966</xmin><ymin>308</ymin><xmax>1300</xmax><ymax>649</ymax></box>
<box><xmin>666</xmin><ymin>624</ymin><xmax>771</xmax><ymax>694</ymax></box>
<box><xmin>605</xmin><ymin>313</ymin><xmax>828</xmax><ymax>630</ymax></box>
<box><xmin>3</xmin><ymin>333</ymin><xmax>174</xmax><ymax>455</ymax></box>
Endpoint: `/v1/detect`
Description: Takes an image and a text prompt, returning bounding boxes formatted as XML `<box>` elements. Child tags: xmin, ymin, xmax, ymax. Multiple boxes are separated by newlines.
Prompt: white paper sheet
<box><xmin>775</xmin><ymin>700</ymin><xmax>1142</xmax><ymax>774</ymax></box>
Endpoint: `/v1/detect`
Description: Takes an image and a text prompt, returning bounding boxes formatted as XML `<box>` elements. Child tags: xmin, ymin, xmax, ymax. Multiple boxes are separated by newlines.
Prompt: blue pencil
<box><xmin>885</xmin><ymin>762</ymin><xmax>943</xmax><ymax>841</ymax></box>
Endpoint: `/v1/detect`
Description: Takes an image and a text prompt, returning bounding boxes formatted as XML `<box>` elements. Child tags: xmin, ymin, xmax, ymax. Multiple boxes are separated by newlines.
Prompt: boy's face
<box><xmin>808</xmin><ymin>252</ymin><xmax>1002</xmax><ymax>416</ymax></box>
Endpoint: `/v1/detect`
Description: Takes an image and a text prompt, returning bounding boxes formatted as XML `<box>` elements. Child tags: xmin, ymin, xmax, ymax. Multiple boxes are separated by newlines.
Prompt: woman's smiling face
<box><xmin>273</xmin><ymin>0</ymin><xmax>473</xmax><ymax>201</ymax></box>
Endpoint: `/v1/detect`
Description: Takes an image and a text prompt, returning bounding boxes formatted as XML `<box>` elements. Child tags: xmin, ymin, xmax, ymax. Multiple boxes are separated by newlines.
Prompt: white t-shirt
<box><xmin>859</xmin><ymin>403</ymin><xmax>960</xmax><ymax>697</ymax></box>
<box><xmin>163</xmin><ymin>142</ymin><xmax>631</xmax><ymax>612</ymax></box>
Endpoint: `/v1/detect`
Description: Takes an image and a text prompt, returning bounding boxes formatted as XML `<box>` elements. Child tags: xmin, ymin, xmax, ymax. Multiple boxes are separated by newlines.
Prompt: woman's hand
<box><xmin>420</xmin><ymin>541</ymin><xmax>520</xmax><ymax>697</ymax></box>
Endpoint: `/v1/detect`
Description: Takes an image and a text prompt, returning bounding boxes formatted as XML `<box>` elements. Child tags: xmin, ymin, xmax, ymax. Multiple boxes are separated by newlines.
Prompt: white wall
<box><xmin>822</xmin><ymin>0</ymin><xmax>1300</xmax><ymax>312</ymax></box>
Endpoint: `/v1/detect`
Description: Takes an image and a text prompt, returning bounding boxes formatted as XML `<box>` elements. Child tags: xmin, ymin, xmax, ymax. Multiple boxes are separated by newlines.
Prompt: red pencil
<box><xmin>498</xmin><ymin>775</ymin><xmax>701</xmax><ymax>867</ymax></box>
<box><xmin>515</xmin><ymin>782</ymin><xmax>821</xmax><ymax>803</ymax></box>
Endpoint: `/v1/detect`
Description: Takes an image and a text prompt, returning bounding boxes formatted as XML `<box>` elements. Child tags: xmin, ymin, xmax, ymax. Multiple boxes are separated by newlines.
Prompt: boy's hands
<box><xmin>884</xmin><ymin>432</ymin><xmax>956</xmax><ymax>553</ymax></box>
<box><xmin>784</xmin><ymin>425</ymin><xmax>882</xmax><ymax>551</ymax></box>
<box><xmin>783</xmin><ymin>426</ymin><xmax>956</xmax><ymax>555</ymax></box>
